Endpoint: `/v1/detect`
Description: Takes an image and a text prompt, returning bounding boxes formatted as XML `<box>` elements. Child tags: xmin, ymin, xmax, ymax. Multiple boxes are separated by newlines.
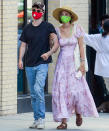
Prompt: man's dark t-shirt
<box><xmin>20</xmin><ymin>21</ymin><xmax>56</xmax><ymax>67</ymax></box>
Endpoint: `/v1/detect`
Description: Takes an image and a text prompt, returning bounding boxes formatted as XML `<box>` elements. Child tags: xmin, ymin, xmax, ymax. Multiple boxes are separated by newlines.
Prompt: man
<box><xmin>19</xmin><ymin>2</ymin><xmax>59</xmax><ymax>129</ymax></box>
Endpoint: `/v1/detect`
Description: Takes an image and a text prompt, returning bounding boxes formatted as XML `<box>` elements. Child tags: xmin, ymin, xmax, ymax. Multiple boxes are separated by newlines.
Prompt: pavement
<box><xmin>0</xmin><ymin>112</ymin><xmax>109</xmax><ymax>131</ymax></box>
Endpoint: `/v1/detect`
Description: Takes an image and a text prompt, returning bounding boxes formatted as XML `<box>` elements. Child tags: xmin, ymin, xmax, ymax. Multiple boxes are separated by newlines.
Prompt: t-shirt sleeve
<box><xmin>48</xmin><ymin>23</ymin><xmax>57</xmax><ymax>34</ymax></box>
<box><xmin>19</xmin><ymin>27</ymin><xmax>27</xmax><ymax>43</ymax></box>
<box><xmin>84</xmin><ymin>34</ymin><xmax>101</xmax><ymax>51</ymax></box>
<box><xmin>76</xmin><ymin>24</ymin><xmax>85</xmax><ymax>38</ymax></box>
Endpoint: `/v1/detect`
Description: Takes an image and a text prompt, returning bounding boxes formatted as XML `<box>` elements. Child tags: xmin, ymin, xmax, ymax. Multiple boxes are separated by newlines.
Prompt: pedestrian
<box><xmin>87</xmin><ymin>14</ymin><xmax>109</xmax><ymax>108</ymax></box>
<box><xmin>84</xmin><ymin>19</ymin><xmax>109</xmax><ymax>93</ymax></box>
<box><xmin>51</xmin><ymin>6</ymin><xmax>99</xmax><ymax>129</ymax></box>
<box><xmin>98</xmin><ymin>14</ymin><xmax>109</xmax><ymax>33</ymax></box>
<box><xmin>18</xmin><ymin>2</ymin><xmax>59</xmax><ymax>129</ymax></box>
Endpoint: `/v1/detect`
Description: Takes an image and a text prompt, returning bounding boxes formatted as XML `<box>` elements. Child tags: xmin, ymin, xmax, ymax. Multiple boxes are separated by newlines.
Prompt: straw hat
<box><xmin>53</xmin><ymin>6</ymin><xmax>78</xmax><ymax>23</ymax></box>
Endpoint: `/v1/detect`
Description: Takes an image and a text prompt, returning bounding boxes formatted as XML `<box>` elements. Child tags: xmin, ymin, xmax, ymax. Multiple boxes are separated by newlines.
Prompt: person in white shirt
<box><xmin>84</xmin><ymin>19</ymin><xmax>109</xmax><ymax>92</ymax></box>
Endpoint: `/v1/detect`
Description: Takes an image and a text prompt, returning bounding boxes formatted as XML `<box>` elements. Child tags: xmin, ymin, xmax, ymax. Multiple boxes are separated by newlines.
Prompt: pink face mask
<box><xmin>32</xmin><ymin>11</ymin><xmax>43</xmax><ymax>20</ymax></box>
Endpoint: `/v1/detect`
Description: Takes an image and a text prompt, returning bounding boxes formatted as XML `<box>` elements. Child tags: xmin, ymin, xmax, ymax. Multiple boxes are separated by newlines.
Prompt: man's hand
<box><xmin>41</xmin><ymin>53</ymin><xmax>49</xmax><ymax>61</ymax></box>
<box><xmin>18</xmin><ymin>60</ymin><xmax>23</xmax><ymax>69</ymax></box>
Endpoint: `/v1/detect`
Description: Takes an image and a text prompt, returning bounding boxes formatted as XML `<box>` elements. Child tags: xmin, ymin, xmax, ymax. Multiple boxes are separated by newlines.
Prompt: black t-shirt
<box><xmin>20</xmin><ymin>21</ymin><xmax>56</xmax><ymax>67</ymax></box>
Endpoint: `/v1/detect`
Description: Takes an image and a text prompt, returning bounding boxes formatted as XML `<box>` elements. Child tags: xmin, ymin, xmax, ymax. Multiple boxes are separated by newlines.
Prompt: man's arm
<box><xmin>18</xmin><ymin>42</ymin><xmax>26</xmax><ymax>69</ymax></box>
<box><xmin>41</xmin><ymin>33</ymin><xmax>59</xmax><ymax>61</ymax></box>
<box><xmin>48</xmin><ymin>33</ymin><xmax>59</xmax><ymax>54</ymax></box>
<box><xmin>49</xmin><ymin>35</ymin><xmax>54</xmax><ymax>49</ymax></box>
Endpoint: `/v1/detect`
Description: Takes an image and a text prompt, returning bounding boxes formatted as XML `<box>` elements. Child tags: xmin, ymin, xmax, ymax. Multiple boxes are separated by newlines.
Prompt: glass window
<box><xmin>17</xmin><ymin>0</ymin><xmax>24</xmax><ymax>95</ymax></box>
<box><xmin>106</xmin><ymin>0</ymin><xmax>109</xmax><ymax>14</ymax></box>
<box><xmin>18</xmin><ymin>0</ymin><xmax>24</xmax><ymax>30</ymax></box>
<box><xmin>27</xmin><ymin>1</ymin><xmax>32</xmax><ymax>24</ymax></box>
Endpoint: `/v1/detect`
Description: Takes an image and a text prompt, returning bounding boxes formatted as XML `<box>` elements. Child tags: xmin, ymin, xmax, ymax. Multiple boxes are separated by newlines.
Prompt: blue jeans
<box><xmin>25</xmin><ymin>64</ymin><xmax>48</xmax><ymax>120</ymax></box>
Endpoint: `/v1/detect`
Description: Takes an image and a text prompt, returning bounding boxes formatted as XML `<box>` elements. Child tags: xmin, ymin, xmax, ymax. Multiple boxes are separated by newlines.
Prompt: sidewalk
<box><xmin>0</xmin><ymin>112</ymin><xmax>109</xmax><ymax>131</ymax></box>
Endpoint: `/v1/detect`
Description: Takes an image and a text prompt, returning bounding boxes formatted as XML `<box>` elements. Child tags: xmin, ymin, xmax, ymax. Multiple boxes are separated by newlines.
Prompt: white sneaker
<box><xmin>29</xmin><ymin>120</ymin><xmax>39</xmax><ymax>129</ymax></box>
<box><xmin>37</xmin><ymin>118</ymin><xmax>45</xmax><ymax>129</ymax></box>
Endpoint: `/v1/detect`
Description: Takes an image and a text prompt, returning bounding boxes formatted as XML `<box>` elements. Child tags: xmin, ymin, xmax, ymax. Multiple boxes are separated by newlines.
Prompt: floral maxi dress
<box><xmin>52</xmin><ymin>25</ymin><xmax>99</xmax><ymax>122</ymax></box>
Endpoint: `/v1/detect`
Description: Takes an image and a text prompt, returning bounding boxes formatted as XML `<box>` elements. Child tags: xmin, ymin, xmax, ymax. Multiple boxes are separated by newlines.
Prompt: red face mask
<box><xmin>32</xmin><ymin>11</ymin><xmax>43</xmax><ymax>20</ymax></box>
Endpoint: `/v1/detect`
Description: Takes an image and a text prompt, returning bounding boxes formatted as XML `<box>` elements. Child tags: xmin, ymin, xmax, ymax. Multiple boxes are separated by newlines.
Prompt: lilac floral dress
<box><xmin>52</xmin><ymin>25</ymin><xmax>99</xmax><ymax>122</ymax></box>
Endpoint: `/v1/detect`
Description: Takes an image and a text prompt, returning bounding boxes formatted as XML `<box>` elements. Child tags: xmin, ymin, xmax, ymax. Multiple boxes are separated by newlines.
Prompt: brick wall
<box><xmin>48</xmin><ymin>0</ymin><xmax>60</xmax><ymax>93</ymax></box>
<box><xmin>0</xmin><ymin>0</ymin><xmax>2</xmax><ymax>112</ymax></box>
<box><xmin>0</xmin><ymin>0</ymin><xmax>17</xmax><ymax>115</ymax></box>
<box><xmin>48</xmin><ymin>0</ymin><xmax>88</xmax><ymax>93</ymax></box>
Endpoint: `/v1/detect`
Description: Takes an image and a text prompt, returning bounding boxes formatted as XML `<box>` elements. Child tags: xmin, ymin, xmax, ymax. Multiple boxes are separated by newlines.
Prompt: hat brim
<box><xmin>53</xmin><ymin>8</ymin><xmax>78</xmax><ymax>23</ymax></box>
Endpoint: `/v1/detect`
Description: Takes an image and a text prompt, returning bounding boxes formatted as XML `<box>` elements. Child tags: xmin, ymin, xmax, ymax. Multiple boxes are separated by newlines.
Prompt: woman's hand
<box><xmin>79</xmin><ymin>62</ymin><xmax>85</xmax><ymax>75</ymax></box>
<box><xmin>41</xmin><ymin>52</ymin><xmax>50</xmax><ymax>61</ymax></box>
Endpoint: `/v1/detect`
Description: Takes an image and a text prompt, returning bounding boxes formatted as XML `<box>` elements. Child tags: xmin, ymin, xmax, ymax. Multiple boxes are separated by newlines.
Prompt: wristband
<box><xmin>80</xmin><ymin>58</ymin><xmax>85</xmax><ymax>62</ymax></box>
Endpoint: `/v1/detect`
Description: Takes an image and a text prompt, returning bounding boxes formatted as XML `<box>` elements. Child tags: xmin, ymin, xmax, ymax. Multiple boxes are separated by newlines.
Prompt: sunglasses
<box><xmin>32</xmin><ymin>9</ymin><xmax>42</xmax><ymax>13</ymax></box>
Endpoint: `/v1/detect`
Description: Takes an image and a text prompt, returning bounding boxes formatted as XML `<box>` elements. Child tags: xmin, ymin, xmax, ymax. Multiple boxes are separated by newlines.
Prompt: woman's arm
<box><xmin>84</xmin><ymin>34</ymin><xmax>101</xmax><ymax>51</ymax></box>
<box><xmin>78</xmin><ymin>36</ymin><xmax>85</xmax><ymax>75</ymax></box>
<box><xmin>78</xmin><ymin>36</ymin><xmax>85</xmax><ymax>61</ymax></box>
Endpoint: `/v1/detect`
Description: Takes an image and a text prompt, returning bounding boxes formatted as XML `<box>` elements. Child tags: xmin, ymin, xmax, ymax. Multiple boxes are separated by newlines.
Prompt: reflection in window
<box><xmin>18</xmin><ymin>0</ymin><xmax>24</xmax><ymax>31</ymax></box>
<box><xmin>17</xmin><ymin>0</ymin><xmax>24</xmax><ymax>94</ymax></box>
<box><xmin>27</xmin><ymin>1</ymin><xmax>32</xmax><ymax>24</ymax></box>
<box><xmin>106</xmin><ymin>0</ymin><xmax>109</xmax><ymax>14</ymax></box>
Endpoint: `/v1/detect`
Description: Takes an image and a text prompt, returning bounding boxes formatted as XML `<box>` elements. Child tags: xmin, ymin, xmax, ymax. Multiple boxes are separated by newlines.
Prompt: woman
<box><xmin>51</xmin><ymin>6</ymin><xmax>99</xmax><ymax>129</ymax></box>
<box><xmin>84</xmin><ymin>19</ymin><xmax>109</xmax><ymax>93</ymax></box>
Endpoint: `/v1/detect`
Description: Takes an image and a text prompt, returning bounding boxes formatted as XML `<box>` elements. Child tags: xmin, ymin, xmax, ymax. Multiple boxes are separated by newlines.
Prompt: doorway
<box><xmin>87</xmin><ymin>0</ymin><xmax>106</xmax><ymax>107</ymax></box>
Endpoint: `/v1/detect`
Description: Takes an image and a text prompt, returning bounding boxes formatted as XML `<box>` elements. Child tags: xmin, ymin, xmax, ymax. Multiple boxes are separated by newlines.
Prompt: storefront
<box><xmin>1</xmin><ymin>0</ymin><xmax>108</xmax><ymax>116</ymax></box>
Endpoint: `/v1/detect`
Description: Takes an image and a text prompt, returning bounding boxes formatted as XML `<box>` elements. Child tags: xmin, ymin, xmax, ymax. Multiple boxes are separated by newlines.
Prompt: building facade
<box><xmin>0</xmin><ymin>0</ymin><xmax>108</xmax><ymax>115</ymax></box>
<box><xmin>0</xmin><ymin>0</ymin><xmax>17</xmax><ymax>115</ymax></box>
